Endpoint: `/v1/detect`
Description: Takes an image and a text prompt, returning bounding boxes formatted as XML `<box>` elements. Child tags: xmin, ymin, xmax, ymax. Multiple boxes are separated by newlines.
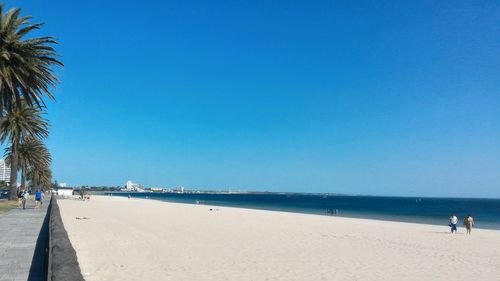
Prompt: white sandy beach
<box><xmin>58</xmin><ymin>195</ymin><xmax>500</xmax><ymax>281</ymax></box>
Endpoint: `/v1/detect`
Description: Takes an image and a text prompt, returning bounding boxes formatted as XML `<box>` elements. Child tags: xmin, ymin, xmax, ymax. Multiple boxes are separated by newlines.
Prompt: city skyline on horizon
<box><xmin>3</xmin><ymin>0</ymin><xmax>499</xmax><ymax>198</ymax></box>
<box><xmin>51</xmin><ymin>180</ymin><xmax>500</xmax><ymax>199</ymax></box>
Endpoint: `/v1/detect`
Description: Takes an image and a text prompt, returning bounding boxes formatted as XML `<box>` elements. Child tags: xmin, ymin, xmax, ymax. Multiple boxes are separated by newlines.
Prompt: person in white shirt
<box><xmin>22</xmin><ymin>190</ymin><xmax>29</xmax><ymax>210</ymax></box>
<box><xmin>449</xmin><ymin>214</ymin><xmax>458</xmax><ymax>233</ymax></box>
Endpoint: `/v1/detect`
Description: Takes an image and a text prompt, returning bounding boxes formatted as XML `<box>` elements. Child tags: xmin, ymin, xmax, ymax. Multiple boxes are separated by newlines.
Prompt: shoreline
<box><xmin>102</xmin><ymin>190</ymin><xmax>500</xmax><ymax>200</ymax></box>
<box><xmin>58</xmin><ymin>195</ymin><xmax>500</xmax><ymax>281</ymax></box>
<box><xmin>105</xmin><ymin>193</ymin><xmax>500</xmax><ymax>230</ymax></box>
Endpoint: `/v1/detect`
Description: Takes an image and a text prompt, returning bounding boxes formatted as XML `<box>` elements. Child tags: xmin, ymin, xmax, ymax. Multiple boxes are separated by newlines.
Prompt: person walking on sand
<box><xmin>449</xmin><ymin>214</ymin><xmax>458</xmax><ymax>233</ymax></box>
<box><xmin>463</xmin><ymin>214</ymin><xmax>474</xmax><ymax>235</ymax></box>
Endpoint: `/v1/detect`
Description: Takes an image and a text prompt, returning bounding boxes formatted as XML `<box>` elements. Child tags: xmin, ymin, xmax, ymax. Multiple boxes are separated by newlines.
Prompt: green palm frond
<box><xmin>0</xmin><ymin>98</ymin><xmax>49</xmax><ymax>145</ymax></box>
<box><xmin>27</xmin><ymin>165</ymin><xmax>52</xmax><ymax>188</ymax></box>
<box><xmin>5</xmin><ymin>136</ymin><xmax>51</xmax><ymax>171</ymax></box>
<box><xmin>0</xmin><ymin>4</ymin><xmax>63</xmax><ymax>112</ymax></box>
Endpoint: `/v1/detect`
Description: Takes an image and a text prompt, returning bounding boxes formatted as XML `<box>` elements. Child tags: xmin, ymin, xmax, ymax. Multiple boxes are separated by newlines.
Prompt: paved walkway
<box><xmin>0</xmin><ymin>197</ymin><xmax>50</xmax><ymax>281</ymax></box>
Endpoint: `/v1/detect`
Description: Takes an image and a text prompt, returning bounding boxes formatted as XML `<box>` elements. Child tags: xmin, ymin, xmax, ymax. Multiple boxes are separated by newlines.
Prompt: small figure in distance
<box><xmin>34</xmin><ymin>190</ymin><xmax>43</xmax><ymax>209</ymax></box>
<box><xmin>22</xmin><ymin>190</ymin><xmax>29</xmax><ymax>210</ymax></box>
<box><xmin>463</xmin><ymin>214</ymin><xmax>475</xmax><ymax>235</ymax></box>
<box><xmin>449</xmin><ymin>214</ymin><xmax>458</xmax><ymax>233</ymax></box>
<box><xmin>17</xmin><ymin>189</ymin><xmax>24</xmax><ymax>207</ymax></box>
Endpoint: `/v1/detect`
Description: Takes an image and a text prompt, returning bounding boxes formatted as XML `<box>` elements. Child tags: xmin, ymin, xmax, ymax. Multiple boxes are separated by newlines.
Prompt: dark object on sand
<box><xmin>325</xmin><ymin>209</ymin><xmax>339</xmax><ymax>215</ymax></box>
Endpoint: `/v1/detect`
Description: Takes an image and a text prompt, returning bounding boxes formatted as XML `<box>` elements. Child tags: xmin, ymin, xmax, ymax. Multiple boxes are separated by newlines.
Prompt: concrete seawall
<box><xmin>47</xmin><ymin>196</ymin><xmax>84</xmax><ymax>281</ymax></box>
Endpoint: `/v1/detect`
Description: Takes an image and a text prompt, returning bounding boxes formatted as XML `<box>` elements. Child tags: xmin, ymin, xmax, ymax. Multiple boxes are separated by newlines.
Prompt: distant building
<box><xmin>58</xmin><ymin>182</ymin><xmax>67</xmax><ymax>188</ymax></box>
<box><xmin>0</xmin><ymin>159</ymin><xmax>11</xmax><ymax>184</ymax></box>
<box><xmin>56</xmin><ymin>188</ymin><xmax>74</xmax><ymax>196</ymax></box>
<box><xmin>172</xmin><ymin>186</ymin><xmax>185</xmax><ymax>193</ymax></box>
<box><xmin>125</xmin><ymin>180</ymin><xmax>145</xmax><ymax>192</ymax></box>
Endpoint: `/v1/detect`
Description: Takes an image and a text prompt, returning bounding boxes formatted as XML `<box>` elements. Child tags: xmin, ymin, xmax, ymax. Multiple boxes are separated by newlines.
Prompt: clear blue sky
<box><xmin>5</xmin><ymin>0</ymin><xmax>499</xmax><ymax>197</ymax></box>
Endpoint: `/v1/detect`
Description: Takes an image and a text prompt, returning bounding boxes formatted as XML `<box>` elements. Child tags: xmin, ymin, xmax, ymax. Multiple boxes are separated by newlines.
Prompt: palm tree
<box><xmin>27</xmin><ymin>165</ymin><xmax>52</xmax><ymax>190</ymax></box>
<box><xmin>0</xmin><ymin>100</ymin><xmax>48</xmax><ymax>200</ymax></box>
<box><xmin>0</xmin><ymin>4</ymin><xmax>63</xmax><ymax>113</ymax></box>
<box><xmin>5</xmin><ymin>136</ymin><xmax>51</xmax><ymax>190</ymax></box>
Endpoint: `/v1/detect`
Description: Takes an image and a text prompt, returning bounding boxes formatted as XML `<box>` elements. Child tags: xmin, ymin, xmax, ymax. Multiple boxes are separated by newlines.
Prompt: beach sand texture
<box><xmin>58</xmin><ymin>196</ymin><xmax>500</xmax><ymax>281</ymax></box>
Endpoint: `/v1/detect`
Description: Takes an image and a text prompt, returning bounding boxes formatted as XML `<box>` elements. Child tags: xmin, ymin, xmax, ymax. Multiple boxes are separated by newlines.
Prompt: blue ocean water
<box><xmin>108</xmin><ymin>192</ymin><xmax>500</xmax><ymax>230</ymax></box>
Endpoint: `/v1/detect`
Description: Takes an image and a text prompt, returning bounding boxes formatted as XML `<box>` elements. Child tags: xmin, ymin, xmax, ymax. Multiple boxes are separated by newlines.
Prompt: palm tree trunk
<box><xmin>32</xmin><ymin>176</ymin><xmax>38</xmax><ymax>190</ymax></box>
<box><xmin>21</xmin><ymin>164</ymin><xmax>26</xmax><ymax>191</ymax></box>
<box><xmin>8</xmin><ymin>143</ymin><xmax>18</xmax><ymax>201</ymax></box>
